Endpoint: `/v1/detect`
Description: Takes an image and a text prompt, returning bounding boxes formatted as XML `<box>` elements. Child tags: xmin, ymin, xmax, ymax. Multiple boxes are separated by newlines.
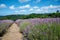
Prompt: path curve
<box><xmin>2</xmin><ymin>23</ymin><xmax>23</xmax><ymax>40</ymax></box>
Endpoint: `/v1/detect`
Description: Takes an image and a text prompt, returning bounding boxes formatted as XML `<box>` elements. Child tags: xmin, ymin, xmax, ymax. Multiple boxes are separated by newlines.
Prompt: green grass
<box><xmin>19</xmin><ymin>21</ymin><xmax>31</xmax><ymax>32</ymax></box>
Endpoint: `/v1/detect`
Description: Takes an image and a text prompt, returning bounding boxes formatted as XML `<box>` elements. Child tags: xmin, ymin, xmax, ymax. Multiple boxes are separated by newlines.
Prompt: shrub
<box><xmin>0</xmin><ymin>20</ymin><xmax>14</xmax><ymax>37</ymax></box>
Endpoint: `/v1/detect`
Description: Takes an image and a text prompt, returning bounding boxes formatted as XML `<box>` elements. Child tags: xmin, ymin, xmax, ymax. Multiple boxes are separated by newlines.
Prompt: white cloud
<box><xmin>0</xmin><ymin>4</ymin><xmax>7</xmax><ymax>8</ymax></box>
<box><xmin>36</xmin><ymin>9</ymin><xmax>41</xmax><ymax>11</ymax></box>
<box><xmin>19</xmin><ymin>4</ymin><xmax>30</xmax><ymax>9</ymax></box>
<box><xmin>9</xmin><ymin>5</ymin><xmax>15</xmax><ymax>10</ymax></box>
<box><xmin>33</xmin><ymin>6</ymin><xmax>39</xmax><ymax>9</ymax></box>
<box><xmin>41</xmin><ymin>5</ymin><xmax>60</xmax><ymax>10</ymax></box>
<box><xmin>20</xmin><ymin>10</ymin><xmax>26</xmax><ymax>12</ymax></box>
<box><xmin>29</xmin><ymin>8</ymin><xmax>33</xmax><ymax>11</ymax></box>
<box><xmin>19</xmin><ymin>0</ymin><xmax>31</xmax><ymax>3</ymax></box>
<box><xmin>40</xmin><ymin>5</ymin><xmax>60</xmax><ymax>13</ymax></box>
<box><xmin>29</xmin><ymin>5</ymin><xmax>60</xmax><ymax>13</ymax></box>
<box><xmin>9</xmin><ymin>5</ymin><xmax>60</xmax><ymax>14</ymax></box>
<box><xmin>29</xmin><ymin>6</ymin><xmax>40</xmax><ymax>12</ymax></box>
<box><xmin>50</xmin><ymin>5</ymin><xmax>60</xmax><ymax>8</ymax></box>
<box><xmin>48</xmin><ymin>5</ymin><xmax>58</xmax><ymax>8</ymax></box>
<box><xmin>13</xmin><ymin>5</ymin><xmax>60</xmax><ymax>14</ymax></box>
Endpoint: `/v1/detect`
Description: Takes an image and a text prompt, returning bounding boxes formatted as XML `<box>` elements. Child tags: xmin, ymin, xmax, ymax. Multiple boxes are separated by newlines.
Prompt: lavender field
<box><xmin>0</xmin><ymin>0</ymin><xmax>60</xmax><ymax>40</ymax></box>
<box><xmin>0</xmin><ymin>18</ymin><xmax>60</xmax><ymax>40</ymax></box>
<box><xmin>16</xmin><ymin>18</ymin><xmax>60</xmax><ymax>40</ymax></box>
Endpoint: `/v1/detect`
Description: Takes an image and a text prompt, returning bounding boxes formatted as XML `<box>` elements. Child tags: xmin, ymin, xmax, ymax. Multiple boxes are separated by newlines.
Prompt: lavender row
<box><xmin>0</xmin><ymin>20</ymin><xmax>14</xmax><ymax>37</ymax></box>
<box><xmin>17</xmin><ymin>18</ymin><xmax>60</xmax><ymax>40</ymax></box>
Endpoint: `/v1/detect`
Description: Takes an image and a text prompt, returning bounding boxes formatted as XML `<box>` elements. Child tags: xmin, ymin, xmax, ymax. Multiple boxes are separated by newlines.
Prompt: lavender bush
<box><xmin>0</xmin><ymin>20</ymin><xmax>14</xmax><ymax>37</ymax></box>
<box><xmin>18</xmin><ymin>18</ymin><xmax>60</xmax><ymax>40</ymax></box>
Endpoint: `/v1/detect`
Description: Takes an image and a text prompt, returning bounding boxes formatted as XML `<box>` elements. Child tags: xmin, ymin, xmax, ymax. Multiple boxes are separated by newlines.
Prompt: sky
<box><xmin>0</xmin><ymin>0</ymin><xmax>60</xmax><ymax>16</ymax></box>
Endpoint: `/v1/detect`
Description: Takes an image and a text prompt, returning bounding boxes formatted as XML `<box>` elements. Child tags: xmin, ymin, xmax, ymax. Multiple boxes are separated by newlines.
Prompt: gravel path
<box><xmin>2</xmin><ymin>23</ymin><xmax>23</xmax><ymax>40</ymax></box>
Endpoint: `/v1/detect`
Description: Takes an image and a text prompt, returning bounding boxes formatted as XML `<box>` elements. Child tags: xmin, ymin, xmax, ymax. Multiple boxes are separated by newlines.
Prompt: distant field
<box><xmin>0</xmin><ymin>18</ymin><xmax>60</xmax><ymax>40</ymax></box>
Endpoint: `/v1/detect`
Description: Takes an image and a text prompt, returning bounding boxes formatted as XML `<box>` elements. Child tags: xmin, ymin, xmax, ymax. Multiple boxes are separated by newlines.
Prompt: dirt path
<box><xmin>2</xmin><ymin>23</ymin><xmax>23</xmax><ymax>40</ymax></box>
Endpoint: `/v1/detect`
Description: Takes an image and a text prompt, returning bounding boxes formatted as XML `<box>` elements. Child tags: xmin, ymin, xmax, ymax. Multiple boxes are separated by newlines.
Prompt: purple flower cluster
<box><xmin>15</xmin><ymin>19</ymin><xmax>23</xmax><ymax>26</ymax></box>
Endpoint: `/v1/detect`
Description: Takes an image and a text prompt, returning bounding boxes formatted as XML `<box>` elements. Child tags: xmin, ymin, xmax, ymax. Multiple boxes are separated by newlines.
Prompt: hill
<box><xmin>0</xmin><ymin>12</ymin><xmax>60</xmax><ymax>21</ymax></box>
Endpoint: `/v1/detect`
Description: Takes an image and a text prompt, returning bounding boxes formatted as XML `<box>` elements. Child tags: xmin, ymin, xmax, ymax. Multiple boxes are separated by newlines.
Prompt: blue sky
<box><xmin>0</xmin><ymin>0</ymin><xmax>60</xmax><ymax>16</ymax></box>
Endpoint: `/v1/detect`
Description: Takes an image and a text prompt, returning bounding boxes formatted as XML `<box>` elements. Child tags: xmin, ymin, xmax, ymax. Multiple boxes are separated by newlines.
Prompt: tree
<box><xmin>56</xmin><ymin>10</ymin><xmax>59</xmax><ymax>13</ymax></box>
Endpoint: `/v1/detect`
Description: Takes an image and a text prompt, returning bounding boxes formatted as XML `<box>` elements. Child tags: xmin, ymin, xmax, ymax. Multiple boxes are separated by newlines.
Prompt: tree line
<box><xmin>0</xmin><ymin>11</ymin><xmax>60</xmax><ymax>21</ymax></box>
